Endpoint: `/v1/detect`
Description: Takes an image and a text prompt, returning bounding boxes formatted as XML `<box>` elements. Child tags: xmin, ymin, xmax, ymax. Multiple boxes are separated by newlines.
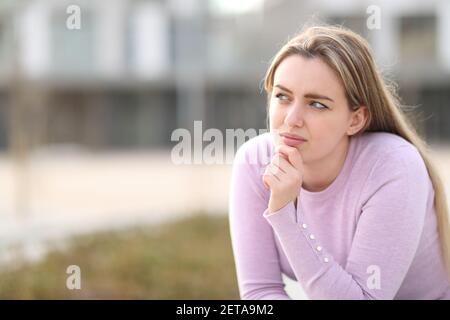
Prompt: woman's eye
<box><xmin>310</xmin><ymin>101</ymin><xmax>328</xmax><ymax>110</ymax></box>
<box><xmin>275</xmin><ymin>93</ymin><xmax>289</xmax><ymax>101</ymax></box>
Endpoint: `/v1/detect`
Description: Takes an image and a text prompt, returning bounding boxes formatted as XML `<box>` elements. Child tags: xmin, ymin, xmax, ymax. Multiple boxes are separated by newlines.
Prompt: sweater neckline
<box><xmin>298</xmin><ymin>136</ymin><xmax>356</xmax><ymax>202</ymax></box>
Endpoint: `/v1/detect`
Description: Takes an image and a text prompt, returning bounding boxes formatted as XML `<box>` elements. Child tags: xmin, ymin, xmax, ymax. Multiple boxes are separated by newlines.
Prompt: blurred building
<box><xmin>0</xmin><ymin>0</ymin><xmax>449</xmax><ymax>152</ymax></box>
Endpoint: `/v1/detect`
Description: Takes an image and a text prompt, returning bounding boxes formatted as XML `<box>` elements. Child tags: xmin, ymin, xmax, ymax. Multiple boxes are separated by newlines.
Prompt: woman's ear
<box><xmin>347</xmin><ymin>106</ymin><xmax>369</xmax><ymax>136</ymax></box>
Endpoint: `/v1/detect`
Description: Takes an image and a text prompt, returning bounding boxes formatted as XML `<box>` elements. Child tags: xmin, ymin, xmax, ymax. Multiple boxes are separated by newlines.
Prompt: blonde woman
<box><xmin>229</xmin><ymin>24</ymin><xmax>450</xmax><ymax>299</ymax></box>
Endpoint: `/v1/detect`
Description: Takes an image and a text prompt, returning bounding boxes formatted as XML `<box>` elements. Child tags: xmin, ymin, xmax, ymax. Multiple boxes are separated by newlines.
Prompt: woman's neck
<box><xmin>301</xmin><ymin>137</ymin><xmax>349</xmax><ymax>192</ymax></box>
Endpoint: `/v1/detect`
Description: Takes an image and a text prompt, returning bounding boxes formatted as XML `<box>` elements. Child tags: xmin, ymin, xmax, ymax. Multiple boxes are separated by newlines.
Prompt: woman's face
<box><xmin>269</xmin><ymin>54</ymin><xmax>363</xmax><ymax>164</ymax></box>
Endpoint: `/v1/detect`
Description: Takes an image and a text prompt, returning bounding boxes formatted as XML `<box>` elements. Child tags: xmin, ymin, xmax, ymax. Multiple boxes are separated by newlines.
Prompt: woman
<box><xmin>229</xmin><ymin>24</ymin><xmax>450</xmax><ymax>299</ymax></box>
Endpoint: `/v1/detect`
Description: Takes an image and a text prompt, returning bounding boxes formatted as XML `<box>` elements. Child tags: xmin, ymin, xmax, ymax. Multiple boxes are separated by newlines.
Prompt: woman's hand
<box><xmin>262</xmin><ymin>145</ymin><xmax>304</xmax><ymax>214</ymax></box>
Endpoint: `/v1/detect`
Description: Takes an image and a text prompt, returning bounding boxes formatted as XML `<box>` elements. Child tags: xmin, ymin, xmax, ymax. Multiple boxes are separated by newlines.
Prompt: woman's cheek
<box><xmin>272</xmin><ymin>106</ymin><xmax>287</xmax><ymax>127</ymax></box>
<box><xmin>269</xmin><ymin>110</ymin><xmax>282</xmax><ymax>135</ymax></box>
<box><xmin>269</xmin><ymin>104</ymin><xmax>279</xmax><ymax>126</ymax></box>
<box><xmin>272</xmin><ymin>134</ymin><xmax>281</xmax><ymax>148</ymax></box>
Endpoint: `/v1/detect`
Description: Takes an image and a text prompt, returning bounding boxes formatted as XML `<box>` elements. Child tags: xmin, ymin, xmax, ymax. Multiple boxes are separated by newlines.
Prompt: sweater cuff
<box><xmin>262</xmin><ymin>198</ymin><xmax>334</xmax><ymax>294</ymax></box>
<box><xmin>262</xmin><ymin>200</ymin><xmax>298</xmax><ymax>224</ymax></box>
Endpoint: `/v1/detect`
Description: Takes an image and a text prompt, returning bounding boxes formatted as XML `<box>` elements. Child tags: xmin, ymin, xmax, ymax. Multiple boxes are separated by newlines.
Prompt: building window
<box><xmin>399</xmin><ymin>15</ymin><xmax>437</xmax><ymax>64</ymax></box>
<box><xmin>50</xmin><ymin>7</ymin><xmax>95</xmax><ymax>76</ymax></box>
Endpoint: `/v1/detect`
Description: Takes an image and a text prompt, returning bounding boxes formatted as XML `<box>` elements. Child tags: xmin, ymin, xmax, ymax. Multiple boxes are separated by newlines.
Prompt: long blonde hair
<box><xmin>263</xmin><ymin>23</ymin><xmax>450</xmax><ymax>278</ymax></box>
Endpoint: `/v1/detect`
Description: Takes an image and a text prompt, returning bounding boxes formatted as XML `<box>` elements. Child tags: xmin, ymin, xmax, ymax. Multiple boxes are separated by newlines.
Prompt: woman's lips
<box><xmin>281</xmin><ymin>136</ymin><xmax>306</xmax><ymax>147</ymax></box>
<box><xmin>280</xmin><ymin>133</ymin><xmax>307</xmax><ymax>147</ymax></box>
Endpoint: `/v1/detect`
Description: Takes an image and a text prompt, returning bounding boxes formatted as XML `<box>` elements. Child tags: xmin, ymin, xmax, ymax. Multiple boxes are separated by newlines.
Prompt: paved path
<box><xmin>0</xmin><ymin>149</ymin><xmax>231</xmax><ymax>264</ymax></box>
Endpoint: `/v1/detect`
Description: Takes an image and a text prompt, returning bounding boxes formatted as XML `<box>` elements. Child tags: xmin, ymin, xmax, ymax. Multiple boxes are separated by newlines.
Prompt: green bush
<box><xmin>0</xmin><ymin>214</ymin><xmax>240</xmax><ymax>299</ymax></box>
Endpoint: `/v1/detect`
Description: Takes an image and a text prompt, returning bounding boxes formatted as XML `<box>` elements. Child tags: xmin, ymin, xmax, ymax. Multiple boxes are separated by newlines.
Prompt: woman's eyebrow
<box><xmin>274</xmin><ymin>84</ymin><xmax>294</xmax><ymax>94</ymax></box>
<box><xmin>304</xmin><ymin>93</ymin><xmax>335</xmax><ymax>103</ymax></box>
<box><xmin>274</xmin><ymin>84</ymin><xmax>335</xmax><ymax>102</ymax></box>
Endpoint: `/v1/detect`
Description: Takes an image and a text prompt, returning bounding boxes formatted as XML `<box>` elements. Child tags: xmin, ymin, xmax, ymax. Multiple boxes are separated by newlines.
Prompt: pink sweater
<box><xmin>229</xmin><ymin>131</ymin><xmax>450</xmax><ymax>299</ymax></box>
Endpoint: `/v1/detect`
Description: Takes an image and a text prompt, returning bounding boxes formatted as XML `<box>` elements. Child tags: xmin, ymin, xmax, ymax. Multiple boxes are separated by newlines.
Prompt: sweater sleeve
<box><xmin>229</xmin><ymin>141</ymin><xmax>292</xmax><ymax>300</ymax></box>
<box><xmin>263</xmin><ymin>146</ymin><xmax>431</xmax><ymax>299</ymax></box>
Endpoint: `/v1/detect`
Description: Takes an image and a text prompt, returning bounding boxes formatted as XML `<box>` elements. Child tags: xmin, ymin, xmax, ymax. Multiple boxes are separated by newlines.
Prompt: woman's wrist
<box><xmin>267</xmin><ymin>197</ymin><xmax>292</xmax><ymax>214</ymax></box>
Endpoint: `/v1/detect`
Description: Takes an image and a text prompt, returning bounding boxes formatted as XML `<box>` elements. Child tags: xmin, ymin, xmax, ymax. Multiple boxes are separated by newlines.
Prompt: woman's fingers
<box><xmin>262</xmin><ymin>169</ymin><xmax>279</xmax><ymax>189</ymax></box>
<box><xmin>271</xmin><ymin>154</ymin><xmax>289</xmax><ymax>174</ymax></box>
<box><xmin>265</xmin><ymin>163</ymin><xmax>284</xmax><ymax>178</ymax></box>
<box><xmin>263</xmin><ymin>145</ymin><xmax>304</xmax><ymax>190</ymax></box>
<box><xmin>273</xmin><ymin>152</ymin><xmax>298</xmax><ymax>176</ymax></box>
<box><xmin>275</xmin><ymin>144</ymin><xmax>304</xmax><ymax>173</ymax></box>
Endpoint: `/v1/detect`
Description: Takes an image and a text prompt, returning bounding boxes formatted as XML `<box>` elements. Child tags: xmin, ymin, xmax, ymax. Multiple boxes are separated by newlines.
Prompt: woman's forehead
<box><xmin>274</xmin><ymin>55</ymin><xmax>345</xmax><ymax>99</ymax></box>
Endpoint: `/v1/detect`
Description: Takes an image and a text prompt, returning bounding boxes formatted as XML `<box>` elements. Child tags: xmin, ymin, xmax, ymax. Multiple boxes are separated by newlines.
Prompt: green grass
<box><xmin>0</xmin><ymin>214</ymin><xmax>240</xmax><ymax>299</ymax></box>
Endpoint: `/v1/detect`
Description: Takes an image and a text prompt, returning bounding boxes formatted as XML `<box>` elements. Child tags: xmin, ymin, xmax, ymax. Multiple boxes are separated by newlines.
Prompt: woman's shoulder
<box><xmin>355</xmin><ymin>132</ymin><xmax>434</xmax><ymax>219</ymax></box>
<box><xmin>357</xmin><ymin>131</ymin><xmax>413</xmax><ymax>154</ymax></box>
<box><xmin>355</xmin><ymin>131</ymin><xmax>430</xmax><ymax>189</ymax></box>
<box><xmin>231</xmin><ymin>132</ymin><xmax>272</xmax><ymax>199</ymax></box>
<box><xmin>233</xmin><ymin>132</ymin><xmax>274</xmax><ymax>168</ymax></box>
<box><xmin>355</xmin><ymin>131</ymin><xmax>424</xmax><ymax>166</ymax></box>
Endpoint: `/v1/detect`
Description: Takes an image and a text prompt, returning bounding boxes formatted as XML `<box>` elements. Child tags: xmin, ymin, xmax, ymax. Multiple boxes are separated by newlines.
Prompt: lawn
<box><xmin>0</xmin><ymin>214</ymin><xmax>240</xmax><ymax>299</ymax></box>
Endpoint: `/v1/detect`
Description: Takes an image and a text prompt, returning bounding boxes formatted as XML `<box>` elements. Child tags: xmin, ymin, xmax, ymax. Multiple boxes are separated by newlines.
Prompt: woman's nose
<box><xmin>285</xmin><ymin>103</ymin><xmax>305</xmax><ymax>127</ymax></box>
